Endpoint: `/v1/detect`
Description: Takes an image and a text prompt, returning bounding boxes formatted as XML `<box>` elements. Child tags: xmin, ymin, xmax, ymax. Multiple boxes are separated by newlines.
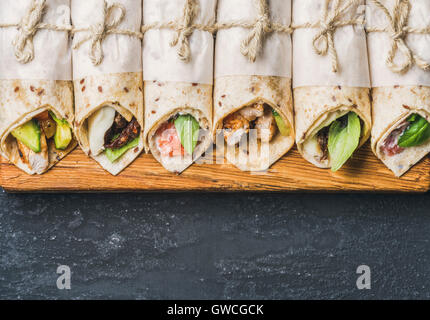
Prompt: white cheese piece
<box><xmin>88</xmin><ymin>107</ymin><xmax>116</xmax><ymax>156</ymax></box>
<box><xmin>303</xmin><ymin>135</ymin><xmax>321</xmax><ymax>159</ymax></box>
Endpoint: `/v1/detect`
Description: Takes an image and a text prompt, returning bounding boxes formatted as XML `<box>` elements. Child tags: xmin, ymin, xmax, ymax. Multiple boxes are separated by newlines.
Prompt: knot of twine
<box><xmin>6</xmin><ymin>0</ymin><xmax>429</xmax><ymax>74</ymax></box>
<box><xmin>369</xmin><ymin>0</ymin><xmax>430</xmax><ymax>74</ymax></box>
<box><xmin>170</xmin><ymin>0</ymin><xmax>198</xmax><ymax>63</ymax></box>
<box><xmin>240</xmin><ymin>0</ymin><xmax>272</xmax><ymax>63</ymax></box>
<box><xmin>13</xmin><ymin>0</ymin><xmax>46</xmax><ymax>64</ymax></box>
<box><xmin>311</xmin><ymin>0</ymin><xmax>363</xmax><ymax>73</ymax></box>
<box><xmin>73</xmin><ymin>1</ymin><xmax>142</xmax><ymax>66</ymax></box>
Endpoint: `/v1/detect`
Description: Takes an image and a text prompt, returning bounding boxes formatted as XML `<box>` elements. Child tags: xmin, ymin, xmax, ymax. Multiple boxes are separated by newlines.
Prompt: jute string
<box><xmin>366</xmin><ymin>0</ymin><xmax>430</xmax><ymax>74</ymax></box>
<box><xmin>304</xmin><ymin>0</ymin><xmax>364</xmax><ymax>73</ymax></box>
<box><xmin>72</xmin><ymin>1</ymin><xmax>143</xmax><ymax>66</ymax></box>
<box><xmin>0</xmin><ymin>0</ymin><xmax>428</xmax><ymax>75</ymax></box>
<box><xmin>0</xmin><ymin>0</ymin><xmax>72</xmax><ymax>64</ymax></box>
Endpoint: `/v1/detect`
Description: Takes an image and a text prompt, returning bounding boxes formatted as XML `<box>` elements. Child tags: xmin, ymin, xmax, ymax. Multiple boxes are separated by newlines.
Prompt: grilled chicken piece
<box><xmin>223</xmin><ymin>103</ymin><xmax>278</xmax><ymax>145</ymax></box>
<box><xmin>17</xmin><ymin>133</ymin><xmax>49</xmax><ymax>174</ymax></box>
<box><xmin>239</xmin><ymin>103</ymin><xmax>265</xmax><ymax>121</ymax></box>
<box><xmin>223</xmin><ymin>113</ymin><xmax>250</xmax><ymax>146</ymax></box>
<box><xmin>255</xmin><ymin>110</ymin><xmax>277</xmax><ymax>142</ymax></box>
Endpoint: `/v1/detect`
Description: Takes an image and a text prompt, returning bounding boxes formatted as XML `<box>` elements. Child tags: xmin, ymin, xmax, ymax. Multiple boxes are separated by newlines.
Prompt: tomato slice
<box><xmin>155</xmin><ymin>122</ymin><xmax>185</xmax><ymax>157</ymax></box>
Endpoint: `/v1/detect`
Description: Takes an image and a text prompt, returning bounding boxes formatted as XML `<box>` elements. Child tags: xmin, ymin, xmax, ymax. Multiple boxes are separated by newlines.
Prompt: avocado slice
<box><xmin>12</xmin><ymin>120</ymin><xmax>41</xmax><ymax>153</ymax></box>
<box><xmin>272</xmin><ymin>110</ymin><xmax>290</xmax><ymax>136</ymax></box>
<box><xmin>49</xmin><ymin>112</ymin><xmax>72</xmax><ymax>150</ymax></box>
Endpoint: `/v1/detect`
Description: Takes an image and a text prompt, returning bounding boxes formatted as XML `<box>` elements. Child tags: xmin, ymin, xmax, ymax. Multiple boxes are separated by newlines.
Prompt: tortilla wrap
<box><xmin>371</xmin><ymin>86</ymin><xmax>430</xmax><ymax>177</ymax></box>
<box><xmin>74</xmin><ymin>72</ymin><xmax>144</xmax><ymax>176</ymax></box>
<box><xmin>144</xmin><ymin>81</ymin><xmax>213</xmax><ymax>174</ymax></box>
<box><xmin>0</xmin><ymin>79</ymin><xmax>77</xmax><ymax>175</ymax></box>
<box><xmin>294</xmin><ymin>86</ymin><xmax>372</xmax><ymax>168</ymax></box>
<box><xmin>213</xmin><ymin>76</ymin><xmax>295</xmax><ymax>171</ymax></box>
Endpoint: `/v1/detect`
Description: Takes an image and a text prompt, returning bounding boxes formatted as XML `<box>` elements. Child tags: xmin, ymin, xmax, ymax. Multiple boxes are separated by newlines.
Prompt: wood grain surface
<box><xmin>1</xmin><ymin>142</ymin><xmax>429</xmax><ymax>193</ymax></box>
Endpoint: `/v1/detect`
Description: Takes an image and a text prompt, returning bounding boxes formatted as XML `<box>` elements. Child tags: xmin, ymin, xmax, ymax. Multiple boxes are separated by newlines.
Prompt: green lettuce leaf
<box><xmin>398</xmin><ymin>114</ymin><xmax>430</xmax><ymax>148</ymax></box>
<box><xmin>328</xmin><ymin>112</ymin><xmax>361</xmax><ymax>172</ymax></box>
<box><xmin>105</xmin><ymin>137</ymin><xmax>139</xmax><ymax>163</ymax></box>
<box><xmin>174</xmin><ymin>115</ymin><xmax>200</xmax><ymax>155</ymax></box>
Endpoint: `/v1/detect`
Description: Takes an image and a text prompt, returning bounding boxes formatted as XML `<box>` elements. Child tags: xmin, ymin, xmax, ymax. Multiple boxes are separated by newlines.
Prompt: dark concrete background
<box><xmin>0</xmin><ymin>190</ymin><xmax>429</xmax><ymax>300</ymax></box>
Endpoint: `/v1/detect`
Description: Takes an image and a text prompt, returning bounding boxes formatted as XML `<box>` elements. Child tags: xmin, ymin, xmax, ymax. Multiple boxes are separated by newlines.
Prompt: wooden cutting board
<box><xmin>1</xmin><ymin>142</ymin><xmax>429</xmax><ymax>193</ymax></box>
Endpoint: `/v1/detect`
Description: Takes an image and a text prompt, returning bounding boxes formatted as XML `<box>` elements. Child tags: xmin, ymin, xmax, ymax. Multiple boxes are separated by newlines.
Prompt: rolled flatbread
<box><xmin>367</xmin><ymin>0</ymin><xmax>430</xmax><ymax>177</ymax></box>
<box><xmin>72</xmin><ymin>0</ymin><xmax>144</xmax><ymax>175</ymax></box>
<box><xmin>0</xmin><ymin>0</ymin><xmax>77</xmax><ymax>175</ymax></box>
<box><xmin>213</xmin><ymin>0</ymin><xmax>295</xmax><ymax>171</ymax></box>
<box><xmin>213</xmin><ymin>76</ymin><xmax>295</xmax><ymax>171</ymax></box>
<box><xmin>0</xmin><ymin>80</ymin><xmax>77</xmax><ymax>175</ymax></box>
<box><xmin>293</xmin><ymin>0</ymin><xmax>372</xmax><ymax>170</ymax></box>
<box><xmin>371</xmin><ymin>86</ymin><xmax>430</xmax><ymax>177</ymax></box>
<box><xmin>144</xmin><ymin>81</ymin><xmax>212</xmax><ymax>174</ymax></box>
<box><xmin>74</xmin><ymin>73</ymin><xmax>144</xmax><ymax>176</ymax></box>
<box><xmin>142</xmin><ymin>0</ymin><xmax>215</xmax><ymax>173</ymax></box>
<box><xmin>295</xmin><ymin>87</ymin><xmax>372</xmax><ymax>168</ymax></box>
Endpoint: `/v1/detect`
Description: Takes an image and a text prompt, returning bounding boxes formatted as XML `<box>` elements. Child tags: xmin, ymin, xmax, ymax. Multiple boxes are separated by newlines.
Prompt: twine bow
<box><xmin>0</xmin><ymin>0</ymin><xmax>71</xmax><ymax>64</ymax></box>
<box><xmin>170</xmin><ymin>0</ymin><xmax>198</xmax><ymax>62</ymax></box>
<box><xmin>312</xmin><ymin>0</ymin><xmax>363</xmax><ymax>73</ymax></box>
<box><xmin>369</xmin><ymin>0</ymin><xmax>430</xmax><ymax>74</ymax></box>
<box><xmin>13</xmin><ymin>0</ymin><xmax>46</xmax><ymax>64</ymax></box>
<box><xmin>240</xmin><ymin>0</ymin><xmax>272</xmax><ymax>62</ymax></box>
<box><xmin>73</xmin><ymin>1</ymin><xmax>142</xmax><ymax>66</ymax></box>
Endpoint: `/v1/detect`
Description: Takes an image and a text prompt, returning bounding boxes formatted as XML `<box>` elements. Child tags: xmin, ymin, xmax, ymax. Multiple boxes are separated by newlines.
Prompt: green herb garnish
<box><xmin>398</xmin><ymin>114</ymin><xmax>430</xmax><ymax>148</ymax></box>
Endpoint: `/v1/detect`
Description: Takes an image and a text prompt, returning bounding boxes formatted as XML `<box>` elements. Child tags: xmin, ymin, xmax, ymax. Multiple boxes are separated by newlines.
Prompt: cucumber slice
<box><xmin>272</xmin><ymin>110</ymin><xmax>290</xmax><ymax>136</ymax></box>
<box><xmin>49</xmin><ymin>112</ymin><xmax>72</xmax><ymax>150</ymax></box>
<box><xmin>105</xmin><ymin>137</ymin><xmax>139</xmax><ymax>163</ymax></box>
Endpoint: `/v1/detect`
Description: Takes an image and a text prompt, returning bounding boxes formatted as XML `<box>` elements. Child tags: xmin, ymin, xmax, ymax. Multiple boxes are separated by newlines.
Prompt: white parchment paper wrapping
<box><xmin>215</xmin><ymin>0</ymin><xmax>292</xmax><ymax>79</ymax></box>
<box><xmin>0</xmin><ymin>0</ymin><xmax>72</xmax><ymax>81</ymax></box>
<box><xmin>72</xmin><ymin>0</ymin><xmax>142</xmax><ymax>80</ymax></box>
<box><xmin>293</xmin><ymin>0</ymin><xmax>370</xmax><ymax>88</ymax></box>
<box><xmin>142</xmin><ymin>0</ymin><xmax>216</xmax><ymax>85</ymax></box>
<box><xmin>367</xmin><ymin>0</ymin><xmax>430</xmax><ymax>87</ymax></box>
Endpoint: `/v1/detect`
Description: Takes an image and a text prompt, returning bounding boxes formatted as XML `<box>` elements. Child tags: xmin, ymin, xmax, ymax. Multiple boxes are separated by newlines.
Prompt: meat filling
<box><xmin>104</xmin><ymin>113</ymin><xmax>141</xmax><ymax>150</ymax></box>
<box><xmin>16</xmin><ymin>134</ymin><xmax>49</xmax><ymax>174</ymax></box>
<box><xmin>380</xmin><ymin>122</ymin><xmax>409</xmax><ymax>157</ymax></box>
<box><xmin>223</xmin><ymin>103</ymin><xmax>278</xmax><ymax>146</ymax></box>
<box><xmin>317</xmin><ymin>127</ymin><xmax>329</xmax><ymax>161</ymax></box>
<box><xmin>114</xmin><ymin>112</ymin><xmax>128</xmax><ymax>129</ymax></box>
